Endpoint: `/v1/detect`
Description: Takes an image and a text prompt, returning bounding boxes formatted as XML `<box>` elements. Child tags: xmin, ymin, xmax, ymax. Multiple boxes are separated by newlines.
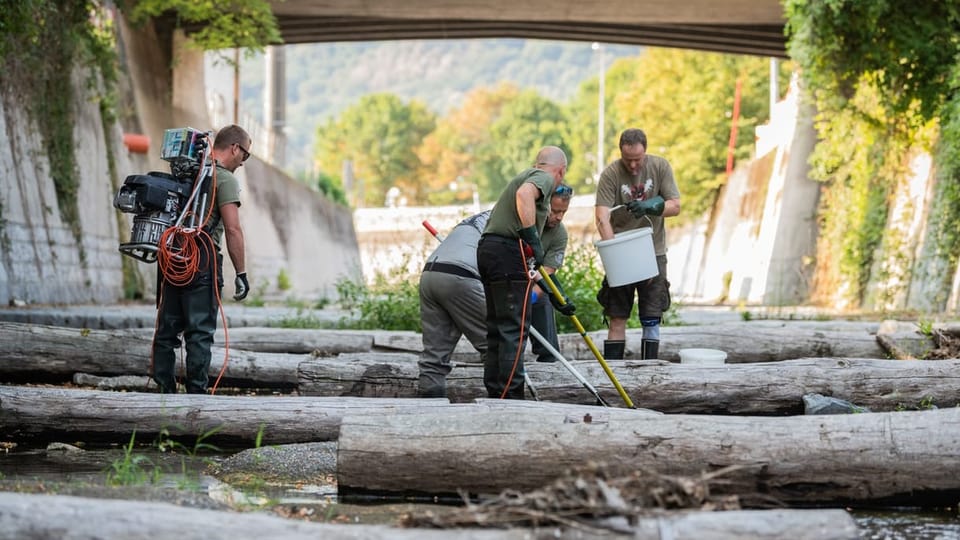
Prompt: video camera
<box><xmin>113</xmin><ymin>127</ymin><xmax>213</xmax><ymax>263</ymax></box>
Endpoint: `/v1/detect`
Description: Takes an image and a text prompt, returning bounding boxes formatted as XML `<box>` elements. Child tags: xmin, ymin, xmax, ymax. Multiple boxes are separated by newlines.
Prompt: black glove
<box><xmin>627</xmin><ymin>195</ymin><xmax>665</xmax><ymax>218</ymax></box>
<box><xmin>233</xmin><ymin>272</ymin><xmax>249</xmax><ymax>301</ymax></box>
<box><xmin>518</xmin><ymin>225</ymin><xmax>545</xmax><ymax>268</ymax></box>
<box><xmin>538</xmin><ymin>276</ymin><xmax>576</xmax><ymax>317</ymax></box>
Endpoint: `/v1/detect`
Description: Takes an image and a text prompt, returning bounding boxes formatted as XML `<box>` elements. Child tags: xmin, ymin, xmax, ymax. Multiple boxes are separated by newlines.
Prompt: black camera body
<box><xmin>114</xmin><ymin>127</ymin><xmax>210</xmax><ymax>263</ymax></box>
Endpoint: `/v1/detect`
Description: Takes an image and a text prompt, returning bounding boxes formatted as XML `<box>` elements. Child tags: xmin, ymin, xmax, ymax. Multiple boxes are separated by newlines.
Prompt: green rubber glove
<box><xmin>518</xmin><ymin>225</ymin><xmax>544</xmax><ymax>268</ymax></box>
<box><xmin>627</xmin><ymin>195</ymin><xmax>665</xmax><ymax>218</ymax></box>
<box><xmin>538</xmin><ymin>275</ymin><xmax>576</xmax><ymax>316</ymax></box>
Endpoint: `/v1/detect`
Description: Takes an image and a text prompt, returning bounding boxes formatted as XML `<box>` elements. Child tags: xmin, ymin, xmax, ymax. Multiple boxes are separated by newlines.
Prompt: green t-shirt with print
<box><xmin>594</xmin><ymin>155</ymin><xmax>679</xmax><ymax>255</ymax></box>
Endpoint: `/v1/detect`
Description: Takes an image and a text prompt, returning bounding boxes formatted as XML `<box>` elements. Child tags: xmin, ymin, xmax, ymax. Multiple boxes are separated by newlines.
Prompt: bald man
<box><xmin>477</xmin><ymin>146</ymin><xmax>572</xmax><ymax>399</ymax></box>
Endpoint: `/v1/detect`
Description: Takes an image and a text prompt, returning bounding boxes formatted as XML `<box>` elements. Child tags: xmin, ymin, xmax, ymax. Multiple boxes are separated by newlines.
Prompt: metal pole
<box><xmin>592</xmin><ymin>42</ymin><xmax>605</xmax><ymax>178</ymax></box>
<box><xmin>233</xmin><ymin>48</ymin><xmax>240</xmax><ymax>124</ymax></box>
<box><xmin>528</xmin><ymin>325</ymin><xmax>609</xmax><ymax>406</ymax></box>
<box><xmin>538</xmin><ymin>269</ymin><xmax>635</xmax><ymax>408</ymax></box>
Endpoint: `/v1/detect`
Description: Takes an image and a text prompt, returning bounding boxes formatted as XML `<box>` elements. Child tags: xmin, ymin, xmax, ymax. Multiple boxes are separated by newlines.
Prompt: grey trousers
<box><xmin>418</xmin><ymin>271</ymin><xmax>488</xmax><ymax>396</ymax></box>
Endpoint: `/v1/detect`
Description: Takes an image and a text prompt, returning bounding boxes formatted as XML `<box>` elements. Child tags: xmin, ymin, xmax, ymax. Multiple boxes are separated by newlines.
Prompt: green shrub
<box><xmin>553</xmin><ymin>241</ymin><xmax>605</xmax><ymax>333</ymax></box>
<box><xmin>332</xmin><ymin>241</ymin><xmax>680</xmax><ymax>334</ymax></box>
<box><xmin>335</xmin><ymin>270</ymin><xmax>421</xmax><ymax>332</ymax></box>
<box><xmin>277</xmin><ymin>268</ymin><xmax>292</xmax><ymax>291</ymax></box>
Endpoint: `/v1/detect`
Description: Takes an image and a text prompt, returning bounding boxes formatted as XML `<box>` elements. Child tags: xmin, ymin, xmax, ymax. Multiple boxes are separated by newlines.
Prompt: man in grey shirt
<box><xmin>418</xmin><ymin>211</ymin><xmax>490</xmax><ymax>397</ymax></box>
<box><xmin>418</xmin><ymin>183</ymin><xmax>576</xmax><ymax>397</ymax></box>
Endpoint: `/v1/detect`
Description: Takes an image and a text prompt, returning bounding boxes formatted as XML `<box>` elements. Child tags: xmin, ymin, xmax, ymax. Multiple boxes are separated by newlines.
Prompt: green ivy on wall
<box><xmin>786</xmin><ymin>0</ymin><xmax>960</xmax><ymax>309</ymax></box>
<box><xmin>0</xmin><ymin>1</ymin><xmax>117</xmax><ymax>261</ymax></box>
<box><xmin>126</xmin><ymin>0</ymin><xmax>282</xmax><ymax>52</ymax></box>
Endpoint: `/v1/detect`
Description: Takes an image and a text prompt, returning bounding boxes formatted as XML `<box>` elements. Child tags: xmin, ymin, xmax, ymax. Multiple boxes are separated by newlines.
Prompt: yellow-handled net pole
<box><xmin>538</xmin><ymin>270</ymin><xmax>635</xmax><ymax>408</ymax></box>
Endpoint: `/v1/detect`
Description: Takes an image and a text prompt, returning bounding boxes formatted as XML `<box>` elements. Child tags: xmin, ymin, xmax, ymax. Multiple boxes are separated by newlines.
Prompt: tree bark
<box><xmin>300</xmin><ymin>355</ymin><xmax>960</xmax><ymax>413</ymax></box>
<box><xmin>0</xmin><ymin>492</ymin><xmax>859</xmax><ymax>540</ymax></box>
<box><xmin>0</xmin><ymin>385</ymin><xmax>448</xmax><ymax>445</ymax></box>
<box><xmin>0</xmin><ymin>322</ymin><xmax>307</xmax><ymax>387</ymax></box>
<box><xmin>337</xmin><ymin>402</ymin><xmax>960</xmax><ymax>505</ymax></box>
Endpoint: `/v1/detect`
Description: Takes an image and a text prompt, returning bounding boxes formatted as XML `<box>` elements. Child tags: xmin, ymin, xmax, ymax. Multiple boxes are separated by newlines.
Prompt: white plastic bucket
<box><xmin>678</xmin><ymin>348</ymin><xmax>727</xmax><ymax>365</ymax></box>
<box><xmin>594</xmin><ymin>228</ymin><xmax>658</xmax><ymax>287</ymax></box>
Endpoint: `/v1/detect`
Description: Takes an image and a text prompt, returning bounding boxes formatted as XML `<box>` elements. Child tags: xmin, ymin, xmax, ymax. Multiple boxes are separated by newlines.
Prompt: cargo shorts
<box><xmin>596</xmin><ymin>255</ymin><xmax>670</xmax><ymax>320</ymax></box>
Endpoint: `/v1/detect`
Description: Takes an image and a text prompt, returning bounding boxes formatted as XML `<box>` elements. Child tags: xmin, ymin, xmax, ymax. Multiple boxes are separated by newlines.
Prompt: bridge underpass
<box><xmin>265</xmin><ymin>0</ymin><xmax>788</xmax><ymax>58</ymax></box>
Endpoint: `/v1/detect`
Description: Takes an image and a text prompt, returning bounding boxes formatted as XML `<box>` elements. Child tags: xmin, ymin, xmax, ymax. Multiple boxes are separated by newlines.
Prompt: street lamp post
<box><xmin>592</xmin><ymin>42</ymin><xmax>605</xmax><ymax>180</ymax></box>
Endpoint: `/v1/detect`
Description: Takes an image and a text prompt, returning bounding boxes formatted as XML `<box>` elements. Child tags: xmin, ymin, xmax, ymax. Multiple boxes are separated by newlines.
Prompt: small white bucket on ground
<box><xmin>678</xmin><ymin>348</ymin><xmax>727</xmax><ymax>365</ymax></box>
<box><xmin>594</xmin><ymin>228</ymin><xmax>658</xmax><ymax>287</ymax></box>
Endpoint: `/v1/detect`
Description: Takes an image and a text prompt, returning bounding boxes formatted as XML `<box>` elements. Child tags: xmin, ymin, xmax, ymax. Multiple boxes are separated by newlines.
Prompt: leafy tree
<box><xmin>314</xmin><ymin>93</ymin><xmax>436</xmax><ymax>206</ymax></box>
<box><xmin>474</xmin><ymin>89</ymin><xmax>570</xmax><ymax>201</ymax></box>
<box><xmin>785</xmin><ymin>0</ymin><xmax>960</xmax><ymax>308</ymax></box>
<box><xmin>785</xmin><ymin>0</ymin><xmax>959</xmax><ymax>121</ymax></box>
<box><xmin>415</xmin><ymin>83</ymin><xmax>520</xmax><ymax>205</ymax></box>
<box><xmin>563</xmin><ymin>56</ymin><xmax>641</xmax><ymax>191</ymax></box>
<box><xmin>125</xmin><ymin>0</ymin><xmax>281</xmax><ymax>52</ymax></box>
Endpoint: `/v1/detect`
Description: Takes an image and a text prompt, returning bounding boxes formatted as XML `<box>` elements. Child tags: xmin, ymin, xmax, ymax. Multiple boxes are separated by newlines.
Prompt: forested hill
<box><xmin>208</xmin><ymin>39</ymin><xmax>641</xmax><ymax>173</ymax></box>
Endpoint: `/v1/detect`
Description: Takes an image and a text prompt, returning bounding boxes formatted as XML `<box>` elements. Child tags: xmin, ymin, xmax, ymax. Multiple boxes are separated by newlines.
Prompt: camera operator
<box><xmin>151</xmin><ymin>124</ymin><xmax>251</xmax><ymax>394</ymax></box>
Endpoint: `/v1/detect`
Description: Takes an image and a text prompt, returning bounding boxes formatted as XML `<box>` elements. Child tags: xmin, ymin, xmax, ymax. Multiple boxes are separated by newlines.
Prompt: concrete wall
<box><xmin>0</xmin><ymin>68</ymin><xmax>132</xmax><ymax>304</ymax></box>
<box><xmin>0</xmin><ymin>10</ymin><xmax>360</xmax><ymax>305</ymax></box>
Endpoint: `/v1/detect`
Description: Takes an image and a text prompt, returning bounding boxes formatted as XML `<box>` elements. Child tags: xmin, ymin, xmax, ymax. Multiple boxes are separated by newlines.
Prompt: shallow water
<box><xmin>1</xmin><ymin>446</ymin><xmax>959</xmax><ymax>537</ymax></box>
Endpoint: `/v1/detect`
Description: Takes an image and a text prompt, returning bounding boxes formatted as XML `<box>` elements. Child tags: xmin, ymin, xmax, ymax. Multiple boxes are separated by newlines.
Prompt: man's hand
<box><xmin>538</xmin><ymin>276</ymin><xmax>576</xmax><ymax>316</ymax></box>
<box><xmin>233</xmin><ymin>273</ymin><xmax>250</xmax><ymax>301</ymax></box>
<box><xmin>518</xmin><ymin>225</ymin><xmax>545</xmax><ymax>268</ymax></box>
<box><xmin>553</xmin><ymin>296</ymin><xmax>576</xmax><ymax>317</ymax></box>
<box><xmin>627</xmin><ymin>195</ymin><xmax>665</xmax><ymax>218</ymax></box>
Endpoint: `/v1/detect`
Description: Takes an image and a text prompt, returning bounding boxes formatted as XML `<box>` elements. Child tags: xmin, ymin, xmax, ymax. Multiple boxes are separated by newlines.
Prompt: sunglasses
<box><xmin>235</xmin><ymin>143</ymin><xmax>251</xmax><ymax>162</ymax></box>
<box><xmin>555</xmin><ymin>185</ymin><xmax>573</xmax><ymax>197</ymax></box>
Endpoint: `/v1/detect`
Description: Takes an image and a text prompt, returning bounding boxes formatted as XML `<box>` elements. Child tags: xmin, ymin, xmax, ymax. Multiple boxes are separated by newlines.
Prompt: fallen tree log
<box><xmin>566</xmin><ymin>320</ymin><xmax>932</xmax><ymax>363</ymax></box>
<box><xmin>0</xmin><ymin>322</ymin><xmax>308</xmax><ymax>387</ymax></box>
<box><xmin>0</xmin><ymin>385</ymin><xmax>449</xmax><ymax>445</ymax></box>
<box><xmin>337</xmin><ymin>402</ymin><xmax>960</xmax><ymax>505</ymax></box>
<box><xmin>0</xmin><ymin>493</ymin><xmax>859</xmax><ymax>540</ymax></box>
<box><xmin>300</xmin><ymin>355</ymin><xmax>960</xmax><ymax>413</ymax></box>
<box><xmin>213</xmin><ymin>327</ymin><xmax>374</xmax><ymax>354</ymax></box>
<box><xmin>0</xmin><ymin>320</ymin><xmax>936</xmax><ymax>387</ymax></box>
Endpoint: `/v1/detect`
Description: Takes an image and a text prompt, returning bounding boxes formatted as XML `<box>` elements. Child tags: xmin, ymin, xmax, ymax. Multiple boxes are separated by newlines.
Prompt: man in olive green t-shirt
<box><xmin>151</xmin><ymin>124</ymin><xmax>251</xmax><ymax>394</ymax></box>
<box><xmin>530</xmin><ymin>184</ymin><xmax>573</xmax><ymax>363</ymax></box>
<box><xmin>477</xmin><ymin>146</ymin><xmax>572</xmax><ymax>399</ymax></box>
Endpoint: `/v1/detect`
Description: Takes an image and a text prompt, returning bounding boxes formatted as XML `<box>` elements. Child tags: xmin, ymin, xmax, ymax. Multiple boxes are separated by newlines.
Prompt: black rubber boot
<box><xmin>641</xmin><ymin>339</ymin><xmax>660</xmax><ymax>361</ymax></box>
<box><xmin>417</xmin><ymin>385</ymin><xmax>447</xmax><ymax>398</ymax></box>
<box><xmin>603</xmin><ymin>340</ymin><xmax>626</xmax><ymax>360</ymax></box>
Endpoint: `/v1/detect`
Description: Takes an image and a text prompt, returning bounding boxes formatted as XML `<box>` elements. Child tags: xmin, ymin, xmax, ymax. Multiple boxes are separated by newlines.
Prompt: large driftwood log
<box><xmin>336</xmin><ymin>320</ymin><xmax>916</xmax><ymax>363</ymax></box>
<box><xmin>214</xmin><ymin>327</ymin><xmax>374</xmax><ymax>354</ymax></box>
<box><xmin>0</xmin><ymin>322</ymin><xmax>309</xmax><ymax>387</ymax></box>
<box><xmin>300</xmin><ymin>355</ymin><xmax>960</xmax><ymax>413</ymax></box>
<box><xmin>0</xmin><ymin>493</ymin><xmax>859</xmax><ymax>540</ymax></box>
<box><xmin>2</xmin><ymin>319</ymin><xmax>933</xmax><ymax>367</ymax></box>
<box><xmin>0</xmin><ymin>385</ymin><xmax>449</xmax><ymax>445</ymax></box>
<box><xmin>337</xmin><ymin>402</ymin><xmax>960</xmax><ymax>505</ymax></box>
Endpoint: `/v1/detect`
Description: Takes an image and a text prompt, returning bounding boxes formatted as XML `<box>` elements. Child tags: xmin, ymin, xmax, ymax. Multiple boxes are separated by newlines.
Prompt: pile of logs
<box><xmin>1</xmin><ymin>317</ymin><xmax>958</xmax><ymax>538</ymax></box>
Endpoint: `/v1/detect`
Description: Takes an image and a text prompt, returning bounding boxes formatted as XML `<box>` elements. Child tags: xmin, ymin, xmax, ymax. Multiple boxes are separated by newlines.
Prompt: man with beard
<box><xmin>594</xmin><ymin>128</ymin><xmax>681</xmax><ymax>362</ymax></box>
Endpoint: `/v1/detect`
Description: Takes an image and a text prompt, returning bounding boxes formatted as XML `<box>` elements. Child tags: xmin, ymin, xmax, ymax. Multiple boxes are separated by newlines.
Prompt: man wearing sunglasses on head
<box><xmin>151</xmin><ymin>124</ymin><xmax>252</xmax><ymax>394</ymax></box>
<box><xmin>417</xmin><ymin>184</ymin><xmax>576</xmax><ymax>398</ymax></box>
<box><xmin>529</xmin><ymin>183</ymin><xmax>576</xmax><ymax>363</ymax></box>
